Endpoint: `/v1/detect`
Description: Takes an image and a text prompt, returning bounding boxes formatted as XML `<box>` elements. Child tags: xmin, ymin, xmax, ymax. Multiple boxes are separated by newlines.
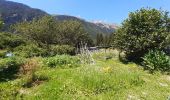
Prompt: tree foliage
<box><xmin>57</xmin><ymin>20</ymin><xmax>93</xmax><ymax>46</ymax></box>
<box><xmin>13</xmin><ymin>16</ymin><xmax>93</xmax><ymax>47</ymax></box>
<box><xmin>0</xmin><ymin>18</ymin><xmax>4</xmax><ymax>30</ymax></box>
<box><xmin>0</xmin><ymin>32</ymin><xmax>25</xmax><ymax>49</ymax></box>
<box><xmin>96</xmin><ymin>33</ymin><xmax>104</xmax><ymax>46</ymax></box>
<box><xmin>114</xmin><ymin>8</ymin><xmax>170</xmax><ymax>62</ymax></box>
<box><xmin>12</xmin><ymin>16</ymin><xmax>59</xmax><ymax>47</ymax></box>
<box><xmin>96</xmin><ymin>33</ymin><xmax>114</xmax><ymax>47</ymax></box>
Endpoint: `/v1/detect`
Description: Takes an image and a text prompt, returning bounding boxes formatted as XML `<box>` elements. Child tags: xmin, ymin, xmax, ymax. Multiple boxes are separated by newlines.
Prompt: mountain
<box><xmin>0</xmin><ymin>0</ymin><xmax>47</xmax><ymax>29</ymax></box>
<box><xmin>92</xmin><ymin>21</ymin><xmax>119</xmax><ymax>31</ymax></box>
<box><xmin>0</xmin><ymin>0</ymin><xmax>116</xmax><ymax>38</ymax></box>
<box><xmin>54</xmin><ymin>15</ymin><xmax>116</xmax><ymax>38</ymax></box>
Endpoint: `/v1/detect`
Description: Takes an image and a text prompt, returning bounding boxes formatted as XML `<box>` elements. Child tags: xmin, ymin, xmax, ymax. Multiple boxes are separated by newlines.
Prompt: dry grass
<box><xmin>20</xmin><ymin>57</ymin><xmax>42</xmax><ymax>75</ymax></box>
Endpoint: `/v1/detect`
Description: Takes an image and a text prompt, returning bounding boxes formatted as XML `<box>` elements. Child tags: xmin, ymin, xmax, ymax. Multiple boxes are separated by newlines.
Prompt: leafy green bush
<box><xmin>114</xmin><ymin>8</ymin><xmax>170</xmax><ymax>62</ymax></box>
<box><xmin>0</xmin><ymin>56</ymin><xmax>25</xmax><ymax>69</ymax></box>
<box><xmin>142</xmin><ymin>50</ymin><xmax>170</xmax><ymax>73</ymax></box>
<box><xmin>49</xmin><ymin>45</ymin><xmax>75</xmax><ymax>56</ymax></box>
<box><xmin>0</xmin><ymin>56</ymin><xmax>26</xmax><ymax>81</ymax></box>
<box><xmin>13</xmin><ymin>44</ymin><xmax>47</xmax><ymax>58</ymax></box>
<box><xmin>0</xmin><ymin>50</ymin><xmax>7</xmax><ymax>58</ymax></box>
<box><xmin>43</xmin><ymin>55</ymin><xmax>80</xmax><ymax>68</ymax></box>
<box><xmin>13</xmin><ymin>44</ymin><xmax>76</xmax><ymax>58</ymax></box>
<box><xmin>0</xmin><ymin>32</ymin><xmax>25</xmax><ymax>49</ymax></box>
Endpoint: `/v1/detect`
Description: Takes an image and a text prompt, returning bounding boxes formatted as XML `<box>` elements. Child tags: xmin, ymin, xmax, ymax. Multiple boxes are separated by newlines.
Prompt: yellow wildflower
<box><xmin>103</xmin><ymin>66</ymin><xmax>112</xmax><ymax>73</ymax></box>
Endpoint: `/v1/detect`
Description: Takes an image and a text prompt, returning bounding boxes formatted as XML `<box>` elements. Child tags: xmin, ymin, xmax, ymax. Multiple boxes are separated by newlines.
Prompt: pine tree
<box><xmin>0</xmin><ymin>18</ymin><xmax>4</xmax><ymax>30</ymax></box>
<box><xmin>96</xmin><ymin>33</ymin><xmax>100</xmax><ymax>46</ymax></box>
<box><xmin>99</xmin><ymin>33</ymin><xmax>104</xmax><ymax>46</ymax></box>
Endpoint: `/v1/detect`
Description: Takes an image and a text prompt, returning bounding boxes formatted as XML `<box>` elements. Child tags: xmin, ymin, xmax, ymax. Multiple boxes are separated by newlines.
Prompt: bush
<box><xmin>13</xmin><ymin>44</ymin><xmax>76</xmax><ymax>58</ymax></box>
<box><xmin>114</xmin><ymin>8</ymin><xmax>170</xmax><ymax>62</ymax></box>
<box><xmin>49</xmin><ymin>45</ymin><xmax>75</xmax><ymax>56</ymax></box>
<box><xmin>13</xmin><ymin>44</ymin><xmax>47</xmax><ymax>58</ymax></box>
<box><xmin>0</xmin><ymin>56</ymin><xmax>26</xmax><ymax>81</ymax></box>
<box><xmin>0</xmin><ymin>56</ymin><xmax>25</xmax><ymax>69</ymax></box>
<box><xmin>142</xmin><ymin>50</ymin><xmax>170</xmax><ymax>73</ymax></box>
<box><xmin>0</xmin><ymin>32</ymin><xmax>25</xmax><ymax>49</ymax></box>
<box><xmin>43</xmin><ymin>55</ymin><xmax>80</xmax><ymax>68</ymax></box>
<box><xmin>0</xmin><ymin>50</ymin><xmax>7</xmax><ymax>58</ymax></box>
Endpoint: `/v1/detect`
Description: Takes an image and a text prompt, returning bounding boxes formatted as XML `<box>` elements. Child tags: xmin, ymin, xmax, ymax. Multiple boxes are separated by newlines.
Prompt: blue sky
<box><xmin>8</xmin><ymin>0</ymin><xmax>170</xmax><ymax>24</ymax></box>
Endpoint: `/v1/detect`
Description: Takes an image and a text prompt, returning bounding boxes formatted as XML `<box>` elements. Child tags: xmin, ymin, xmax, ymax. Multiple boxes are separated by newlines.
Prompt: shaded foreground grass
<box><xmin>0</xmin><ymin>51</ymin><xmax>170</xmax><ymax>100</ymax></box>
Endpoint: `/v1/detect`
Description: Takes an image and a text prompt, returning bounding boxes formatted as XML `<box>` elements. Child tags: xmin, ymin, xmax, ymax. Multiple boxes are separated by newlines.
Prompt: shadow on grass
<box><xmin>0</xmin><ymin>66</ymin><xmax>20</xmax><ymax>82</ymax></box>
<box><xmin>22</xmin><ymin>74</ymin><xmax>49</xmax><ymax>88</ymax></box>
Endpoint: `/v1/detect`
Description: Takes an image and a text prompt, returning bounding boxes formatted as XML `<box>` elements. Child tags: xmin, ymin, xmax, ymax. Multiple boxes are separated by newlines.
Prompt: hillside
<box><xmin>0</xmin><ymin>0</ymin><xmax>116</xmax><ymax>38</ymax></box>
<box><xmin>0</xmin><ymin>0</ymin><xmax>47</xmax><ymax>29</ymax></box>
<box><xmin>55</xmin><ymin>15</ymin><xmax>116</xmax><ymax>38</ymax></box>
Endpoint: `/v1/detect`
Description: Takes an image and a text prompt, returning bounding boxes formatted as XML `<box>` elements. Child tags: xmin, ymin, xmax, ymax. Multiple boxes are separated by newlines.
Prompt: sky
<box><xmin>7</xmin><ymin>0</ymin><xmax>170</xmax><ymax>24</ymax></box>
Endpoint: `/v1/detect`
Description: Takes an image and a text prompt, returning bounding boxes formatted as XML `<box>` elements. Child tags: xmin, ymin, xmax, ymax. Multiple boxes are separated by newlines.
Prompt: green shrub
<box><xmin>114</xmin><ymin>8</ymin><xmax>170</xmax><ymax>62</ymax></box>
<box><xmin>13</xmin><ymin>44</ymin><xmax>75</xmax><ymax>58</ymax></box>
<box><xmin>43</xmin><ymin>55</ymin><xmax>80</xmax><ymax>68</ymax></box>
<box><xmin>0</xmin><ymin>56</ymin><xmax>25</xmax><ymax>69</ymax></box>
<box><xmin>0</xmin><ymin>50</ymin><xmax>7</xmax><ymax>58</ymax></box>
<box><xmin>49</xmin><ymin>45</ymin><xmax>75</xmax><ymax>56</ymax></box>
<box><xmin>142</xmin><ymin>50</ymin><xmax>170</xmax><ymax>73</ymax></box>
<box><xmin>13</xmin><ymin>44</ymin><xmax>47</xmax><ymax>58</ymax></box>
<box><xmin>0</xmin><ymin>56</ymin><xmax>26</xmax><ymax>81</ymax></box>
<box><xmin>0</xmin><ymin>32</ymin><xmax>25</xmax><ymax>49</ymax></box>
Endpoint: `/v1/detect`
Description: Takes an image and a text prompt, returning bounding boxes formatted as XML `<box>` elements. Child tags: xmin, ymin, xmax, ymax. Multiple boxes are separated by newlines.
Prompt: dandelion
<box><xmin>102</xmin><ymin>66</ymin><xmax>112</xmax><ymax>73</ymax></box>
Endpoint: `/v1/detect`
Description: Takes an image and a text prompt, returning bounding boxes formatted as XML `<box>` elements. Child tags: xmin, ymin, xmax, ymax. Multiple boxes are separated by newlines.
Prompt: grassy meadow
<box><xmin>0</xmin><ymin>50</ymin><xmax>170</xmax><ymax>100</ymax></box>
<box><xmin>1</xmin><ymin>7</ymin><xmax>170</xmax><ymax>100</ymax></box>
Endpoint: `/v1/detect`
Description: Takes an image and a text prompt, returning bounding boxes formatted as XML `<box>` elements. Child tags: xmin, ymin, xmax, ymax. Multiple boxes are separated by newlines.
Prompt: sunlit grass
<box><xmin>0</xmin><ymin>51</ymin><xmax>170</xmax><ymax>100</ymax></box>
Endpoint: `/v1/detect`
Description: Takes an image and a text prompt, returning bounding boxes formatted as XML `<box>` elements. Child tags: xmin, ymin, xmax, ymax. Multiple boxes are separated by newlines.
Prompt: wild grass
<box><xmin>0</xmin><ymin>50</ymin><xmax>170</xmax><ymax>100</ymax></box>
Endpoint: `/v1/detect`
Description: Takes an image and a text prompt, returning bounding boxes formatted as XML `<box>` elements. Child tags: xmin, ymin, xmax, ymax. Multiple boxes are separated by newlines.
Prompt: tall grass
<box><xmin>0</xmin><ymin>51</ymin><xmax>170</xmax><ymax>100</ymax></box>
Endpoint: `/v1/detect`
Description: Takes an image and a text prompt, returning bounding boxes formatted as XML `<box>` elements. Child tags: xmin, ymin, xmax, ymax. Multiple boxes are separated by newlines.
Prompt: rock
<box><xmin>159</xmin><ymin>82</ymin><xmax>168</xmax><ymax>87</ymax></box>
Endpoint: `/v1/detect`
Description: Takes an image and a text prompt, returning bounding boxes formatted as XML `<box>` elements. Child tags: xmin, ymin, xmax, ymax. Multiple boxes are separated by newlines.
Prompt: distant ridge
<box><xmin>54</xmin><ymin>15</ymin><xmax>116</xmax><ymax>38</ymax></box>
<box><xmin>0</xmin><ymin>0</ymin><xmax>47</xmax><ymax>27</ymax></box>
<box><xmin>0</xmin><ymin>0</ymin><xmax>116</xmax><ymax>38</ymax></box>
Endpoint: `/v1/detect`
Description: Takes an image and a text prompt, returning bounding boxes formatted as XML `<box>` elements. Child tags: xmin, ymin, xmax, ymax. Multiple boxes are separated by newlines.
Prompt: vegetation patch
<box><xmin>43</xmin><ymin>55</ymin><xmax>81</xmax><ymax>68</ymax></box>
<box><xmin>22</xmin><ymin>73</ymin><xmax>49</xmax><ymax>88</ymax></box>
<box><xmin>114</xmin><ymin>8</ymin><xmax>170</xmax><ymax>62</ymax></box>
<box><xmin>143</xmin><ymin>50</ymin><xmax>170</xmax><ymax>73</ymax></box>
<box><xmin>0</xmin><ymin>56</ymin><xmax>25</xmax><ymax>82</ymax></box>
<box><xmin>0</xmin><ymin>6</ymin><xmax>170</xmax><ymax>99</ymax></box>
